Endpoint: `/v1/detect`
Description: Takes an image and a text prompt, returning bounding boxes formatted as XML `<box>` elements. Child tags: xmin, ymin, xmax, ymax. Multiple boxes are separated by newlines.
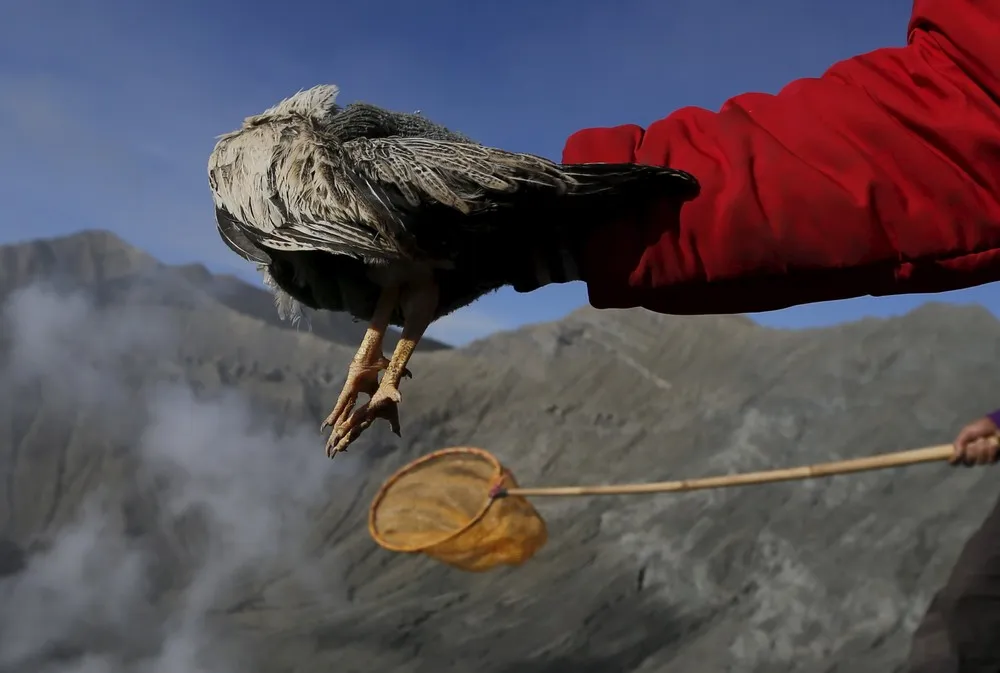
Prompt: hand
<box><xmin>950</xmin><ymin>416</ymin><xmax>1000</xmax><ymax>466</ymax></box>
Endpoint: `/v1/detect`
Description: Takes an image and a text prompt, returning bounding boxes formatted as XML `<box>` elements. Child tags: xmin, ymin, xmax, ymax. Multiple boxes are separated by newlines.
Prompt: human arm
<box><xmin>534</xmin><ymin>0</ymin><xmax>1000</xmax><ymax>315</ymax></box>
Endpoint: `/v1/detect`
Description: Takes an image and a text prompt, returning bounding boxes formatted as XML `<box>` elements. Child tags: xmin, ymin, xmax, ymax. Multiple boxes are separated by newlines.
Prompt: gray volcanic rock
<box><xmin>0</xmin><ymin>231</ymin><xmax>998</xmax><ymax>672</ymax></box>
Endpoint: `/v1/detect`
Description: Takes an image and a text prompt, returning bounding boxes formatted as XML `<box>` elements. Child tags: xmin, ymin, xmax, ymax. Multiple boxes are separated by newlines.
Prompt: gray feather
<box><xmin>206</xmin><ymin>83</ymin><xmax>699</xmax><ymax>325</ymax></box>
<box><xmin>207</xmin><ymin>84</ymin><xmax>575</xmax><ymax>264</ymax></box>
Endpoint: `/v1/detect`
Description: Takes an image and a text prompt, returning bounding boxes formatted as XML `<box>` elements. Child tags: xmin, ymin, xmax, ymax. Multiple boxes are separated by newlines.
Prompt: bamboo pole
<box><xmin>500</xmin><ymin>439</ymin><xmax>993</xmax><ymax>499</ymax></box>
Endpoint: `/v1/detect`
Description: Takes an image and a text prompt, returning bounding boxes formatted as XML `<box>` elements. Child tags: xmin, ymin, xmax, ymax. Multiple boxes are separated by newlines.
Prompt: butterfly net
<box><xmin>368</xmin><ymin>447</ymin><xmax>548</xmax><ymax>572</ymax></box>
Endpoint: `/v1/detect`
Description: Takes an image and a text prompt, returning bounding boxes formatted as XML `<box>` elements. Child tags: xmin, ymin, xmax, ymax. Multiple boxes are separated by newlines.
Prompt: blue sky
<box><xmin>0</xmin><ymin>0</ymin><xmax>996</xmax><ymax>345</ymax></box>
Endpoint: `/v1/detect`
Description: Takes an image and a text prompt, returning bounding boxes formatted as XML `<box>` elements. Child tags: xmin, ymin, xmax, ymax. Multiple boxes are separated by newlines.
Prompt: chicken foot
<box><xmin>321</xmin><ymin>286</ymin><xmax>410</xmax><ymax>451</ymax></box>
<box><xmin>327</xmin><ymin>279</ymin><xmax>438</xmax><ymax>456</ymax></box>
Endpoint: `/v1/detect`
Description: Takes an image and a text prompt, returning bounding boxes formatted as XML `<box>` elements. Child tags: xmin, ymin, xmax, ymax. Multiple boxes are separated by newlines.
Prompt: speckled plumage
<box><xmin>208</xmin><ymin>84</ymin><xmax>698</xmax><ymax>326</ymax></box>
<box><xmin>207</xmin><ymin>83</ymin><xmax>700</xmax><ymax>455</ymax></box>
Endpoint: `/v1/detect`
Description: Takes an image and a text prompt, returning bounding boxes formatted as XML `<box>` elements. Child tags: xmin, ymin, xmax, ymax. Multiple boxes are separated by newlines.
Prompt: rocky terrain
<box><xmin>0</xmin><ymin>230</ymin><xmax>998</xmax><ymax>672</ymax></box>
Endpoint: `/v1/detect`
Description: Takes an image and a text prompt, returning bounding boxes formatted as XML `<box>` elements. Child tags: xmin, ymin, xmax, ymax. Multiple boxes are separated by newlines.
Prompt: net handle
<box><xmin>499</xmin><ymin>438</ymin><xmax>992</xmax><ymax>499</ymax></box>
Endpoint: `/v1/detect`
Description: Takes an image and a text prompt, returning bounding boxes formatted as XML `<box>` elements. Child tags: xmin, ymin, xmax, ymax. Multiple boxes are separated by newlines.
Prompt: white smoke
<box><xmin>0</xmin><ymin>284</ymin><xmax>353</xmax><ymax>672</ymax></box>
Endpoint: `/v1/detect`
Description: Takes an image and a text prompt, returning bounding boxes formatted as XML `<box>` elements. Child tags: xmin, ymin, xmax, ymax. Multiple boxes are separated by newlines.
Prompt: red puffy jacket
<box><xmin>565</xmin><ymin>0</ymin><xmax>1000</xmax><ymax>315</ymax></box>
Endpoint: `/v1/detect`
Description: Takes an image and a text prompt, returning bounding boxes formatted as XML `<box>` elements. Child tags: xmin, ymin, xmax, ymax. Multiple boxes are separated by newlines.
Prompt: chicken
<box><xmin>208</xmin><ymin>84</ymin><xmax>699</xmax><ymax>457</ymax></box>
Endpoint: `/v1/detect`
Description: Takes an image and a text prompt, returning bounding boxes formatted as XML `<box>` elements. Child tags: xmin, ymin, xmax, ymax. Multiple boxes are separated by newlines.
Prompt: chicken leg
<box><xmin>328</xmin><ymin>279</ymin><xmax>439</xmax><ymax>456</ymax></box>
<box><xmin>321</xmin><ymin>286</ymin><xmax>408</xmax><ymax>448</ymax></box>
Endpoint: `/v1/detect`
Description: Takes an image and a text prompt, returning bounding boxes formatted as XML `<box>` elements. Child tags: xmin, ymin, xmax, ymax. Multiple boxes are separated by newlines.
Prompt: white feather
<box><xmin>257</xmin><ymin>264</ymin><xmax>311</xmax><ymax>330</ymax></box>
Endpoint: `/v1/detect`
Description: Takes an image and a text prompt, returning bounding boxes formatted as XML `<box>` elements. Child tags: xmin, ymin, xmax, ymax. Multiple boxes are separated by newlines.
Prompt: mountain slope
<box><xmin>0</xmin><ymin>230</ymin><xmax>450</xmax><ymax>351</ymax></box>
<box><xmin>1</xmin><ymin>232</ymin><xmax>999</xmax><ymax>673</ymax></box>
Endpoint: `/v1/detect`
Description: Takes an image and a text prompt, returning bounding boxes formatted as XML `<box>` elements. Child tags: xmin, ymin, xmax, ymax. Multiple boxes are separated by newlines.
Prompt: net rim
<box><xmin>368</xmin><ymin>446</ymin><xmax>504</xmax><ymax>553</ymax></box>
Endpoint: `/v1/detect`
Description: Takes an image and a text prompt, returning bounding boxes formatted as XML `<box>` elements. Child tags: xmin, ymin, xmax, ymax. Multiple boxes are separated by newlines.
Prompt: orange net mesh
<box><xmin>368</xmin><ymin>447</ymin><xmax>548</xmax><ymax>572</ymax></box>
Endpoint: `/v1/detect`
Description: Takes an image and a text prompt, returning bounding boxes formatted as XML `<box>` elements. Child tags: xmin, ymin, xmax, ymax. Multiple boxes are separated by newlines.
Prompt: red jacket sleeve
<box><xmin>566</xmin><ymin>0</ymin><xmax>1000</xmax><ymax>315</ymax></box>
